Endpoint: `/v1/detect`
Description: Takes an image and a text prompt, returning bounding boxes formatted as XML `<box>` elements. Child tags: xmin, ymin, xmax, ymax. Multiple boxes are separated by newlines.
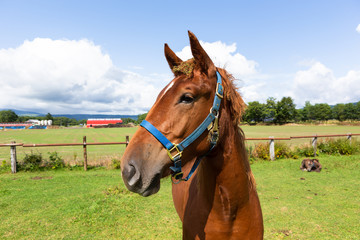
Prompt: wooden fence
<box><xmin>1</xmin><ymin>133</ymin><xmax>359</xmax><ymax>173</ymax></box>
<box><xmin>246</xmin><ymin>133</ymin><xmax>360</xmax><ymax>161</ymax></box>
<box><xmin>0</xmin><ymin>136</ymin><xmax>129</xmax><ymax>173</ymax></box>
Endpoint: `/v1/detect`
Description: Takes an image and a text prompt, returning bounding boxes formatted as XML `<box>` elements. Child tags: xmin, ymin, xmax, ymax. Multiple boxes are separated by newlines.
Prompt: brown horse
<box><xmin>121</xmin><ymin>31</ymin><xmax>263</xmax><ymax>239</ymax></box>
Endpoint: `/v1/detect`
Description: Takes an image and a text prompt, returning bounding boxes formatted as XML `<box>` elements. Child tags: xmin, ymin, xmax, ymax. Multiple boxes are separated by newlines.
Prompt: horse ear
<box><xmin>188</xmin><ymin>31</ymin><xmax>215</xmax><ymax>75</ymax></box>
<box><xmin>164</xmin><ymin>43</ymin><xmax>183</xmax><ymax>74</ymax></box>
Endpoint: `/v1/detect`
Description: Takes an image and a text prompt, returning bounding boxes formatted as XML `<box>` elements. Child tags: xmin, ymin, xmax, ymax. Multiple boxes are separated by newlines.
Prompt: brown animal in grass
<box><xmin>121</xmin><ymin>31</ymin><xmax>263</xmax><ymax>239</ymax></box>
<box><xmin>300</xmin><ymin>159</ymin><xmax>322</xmax><ymax>172</ymax></box>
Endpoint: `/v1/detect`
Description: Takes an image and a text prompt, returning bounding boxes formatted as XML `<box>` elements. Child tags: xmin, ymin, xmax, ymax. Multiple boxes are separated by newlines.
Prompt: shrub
<box><xmin>46</xmin><ymin>151</ymin><xmax>65</xmax><ymax>169</ymax></box>
<box><xmin>295</xmin><ymin>144</ymin><xmax>316</xmax><ymax>157</ymax></box>
<box><xmin>17</xmin><ymin>151</ymin><xmax>66</xmax><ymax>171</ymax></box>
<box><xmin>18</xmin><ymin>151</ymin><xmax>43</xmax><ymax>171</ymax></box>
<box><xmin>0</xmin><ymin>160</ymin><xmax>10</xmax><ymax>172</ymax></box>
<box><xmin>318</xmin><ymin>138</ymin><xmax>359</xmax><ymax>155</ymax></box>
<box><xmin>111</xmin><ymin>158</ymin><xmax>121</xmax><ymax>169</ymax></box>
<box><xmin>252</xmin><ymin>142</ymin><xmax>269</xmax><ymax>160</ymax></box>
<box><xmin>274</xmin><ymin>142</ymin><xmax>295</xmax><ymax>159</ymax></box>
<box><xmin>251</xmin><ymin>142</ymin><xmax>296</xmax><ymax>160</ymax></box>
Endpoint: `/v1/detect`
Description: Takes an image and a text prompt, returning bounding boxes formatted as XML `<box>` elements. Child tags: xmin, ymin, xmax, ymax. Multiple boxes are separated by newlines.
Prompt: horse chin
<box><xmin>140</xmin><ymin>172</ymin><xmax>161</xmax><ymax>197</ymax></box>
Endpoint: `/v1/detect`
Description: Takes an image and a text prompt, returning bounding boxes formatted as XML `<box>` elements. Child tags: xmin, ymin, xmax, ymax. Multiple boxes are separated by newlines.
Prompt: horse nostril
<box><xmin>123</xmin><ymin>163</ymin><xmax>140</xmax><ymax>187</ymax></box>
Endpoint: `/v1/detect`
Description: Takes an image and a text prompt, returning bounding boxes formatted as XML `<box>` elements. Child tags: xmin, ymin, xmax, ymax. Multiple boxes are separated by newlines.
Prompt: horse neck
<box><xmin>197</xmin><ymin>112</ymin><xmax>251</xmax><ymax>210</ymax></box>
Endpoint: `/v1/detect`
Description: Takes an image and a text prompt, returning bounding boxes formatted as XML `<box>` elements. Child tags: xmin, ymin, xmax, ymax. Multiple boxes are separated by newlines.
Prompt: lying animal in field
<box><xmin>300</xmin><ymin>159</ymin><xmax>322</xmax><ymax>172</ymax></box>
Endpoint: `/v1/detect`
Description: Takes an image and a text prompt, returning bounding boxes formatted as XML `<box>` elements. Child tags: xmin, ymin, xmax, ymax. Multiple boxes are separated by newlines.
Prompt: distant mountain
<box><xmin>53</xmin><ymin>114</ymin><xmax>138</xmax><ymax>121</ymax></box>
<box><xmin>4</xmin><ymin>109</ymin><xmax>43</xmax><ymax>116</ymax></box>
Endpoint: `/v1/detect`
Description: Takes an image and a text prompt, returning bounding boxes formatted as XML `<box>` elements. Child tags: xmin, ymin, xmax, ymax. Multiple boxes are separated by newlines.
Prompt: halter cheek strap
<box><xmin>140</xmin><ymin>71</ymin><xmax>223</xmax><ymax>183</ymax></box>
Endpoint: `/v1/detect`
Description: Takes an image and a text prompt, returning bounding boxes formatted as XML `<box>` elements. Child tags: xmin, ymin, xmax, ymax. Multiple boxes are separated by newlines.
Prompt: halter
<box><xmin>140</xmin><ymin>71</ymin><xmax>224</xmax><ymax>183</ymax></box>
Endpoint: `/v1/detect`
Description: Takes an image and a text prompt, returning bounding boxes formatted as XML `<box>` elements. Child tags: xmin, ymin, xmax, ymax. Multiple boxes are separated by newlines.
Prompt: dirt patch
<box><xmin>31</xmin><ymin>176</ymin><xmax>53</xmax><ymax>180</ymax></box>
<box><xmin>278</xmin><ymin>229</ymin><xmax>292</xmax><ymax>236</ymax></box>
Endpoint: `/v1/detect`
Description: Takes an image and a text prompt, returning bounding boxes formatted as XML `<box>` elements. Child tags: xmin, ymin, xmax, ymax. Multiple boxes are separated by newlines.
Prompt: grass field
<box><xmin>0</xmin><ymin>128</ymin><xmax>134</xmax><ymax>166</ymax></box>
<box><xmin>1</xmin><ymin>125</ymin><xmax>359</xmax><ymax>166</ymax></box>
<box><xmin>1</xmin><ymin>154</ymin><xmax>359</xmax><ymax>239</ymax></box>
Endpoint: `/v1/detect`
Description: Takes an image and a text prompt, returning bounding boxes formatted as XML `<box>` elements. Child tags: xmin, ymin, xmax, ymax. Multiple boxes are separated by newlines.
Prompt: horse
<box><xmin>300</xmin><ymin>159</ymin><xmax>322</xmax><ymax>172</ymax></box>
<box><xmin>121</xmin><ymin>31</ymin><xmax>263</xmax><ymax>239</ymax></box>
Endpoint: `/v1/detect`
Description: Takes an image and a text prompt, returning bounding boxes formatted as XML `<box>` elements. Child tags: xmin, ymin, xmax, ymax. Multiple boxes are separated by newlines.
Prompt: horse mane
<box><xmin>217</xmin><ymin>68</ymin><xmax>246</xmax><ymax>126</ymax></box>
<box><xmin>217</xmin><ymin>68</ymin><xmax>257</xmax><ymax>190</ymax></box>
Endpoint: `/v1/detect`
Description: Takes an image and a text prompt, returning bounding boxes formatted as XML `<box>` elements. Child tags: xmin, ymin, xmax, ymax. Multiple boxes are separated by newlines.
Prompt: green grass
<box><xmin>1</xmin><ymin>155</ymin><xmax>359</xmax><ymax>239</ymax></box>
<box><xmin>252</xmin><ymin>155</ymin><xmax>360</xmax><ymax>239</ymax></box>
<box><xmin>0</xmin><ymin>169</ymin><xmax>181</xmax><ymax>239</ymax></box>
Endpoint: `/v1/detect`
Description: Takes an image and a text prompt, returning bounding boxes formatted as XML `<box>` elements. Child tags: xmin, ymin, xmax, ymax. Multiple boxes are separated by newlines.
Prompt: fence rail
<box><xmin>1</xmin><ymin>136</ymin><xmax>130</xmax><ymax>173</ymax></box>
<box><xmin>290</xmin><ymin>133</ymin><xmax>360</xmax><ymax>139</ymax></box>
<box><xmin>1</xmin><ymin>133</ymin><xmax>359</xmax><ymax>173</ymax></box>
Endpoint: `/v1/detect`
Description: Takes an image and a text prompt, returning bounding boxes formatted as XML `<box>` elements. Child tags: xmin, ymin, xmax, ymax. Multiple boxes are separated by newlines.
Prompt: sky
<box><xmin>0</xmin><ymin>0</ymin><xmax>359</xmax><ymax>114</ymax></box>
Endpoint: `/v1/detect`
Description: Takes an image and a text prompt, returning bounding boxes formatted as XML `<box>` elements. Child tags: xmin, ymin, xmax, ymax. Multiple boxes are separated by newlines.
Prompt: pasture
<box><xmin>0</xmin><ymin>155</ymin><xmax>359</xmax><ymax>239</ymax></box>
<box><xmin>1</xmin><ymin>125</ymin><xmax>359</xmax><ymax>239</ymax></box>
<box><xmin>1</xmin><ymin>125</ymin><xmax>359</xmax><ymax>166</ymax></box>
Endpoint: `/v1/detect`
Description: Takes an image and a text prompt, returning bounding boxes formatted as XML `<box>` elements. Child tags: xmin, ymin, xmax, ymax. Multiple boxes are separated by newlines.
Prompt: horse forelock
<box><xmin>172</xmin><ymin>58</ymin><xmax>195</xmax><ymax>77</ymax></box>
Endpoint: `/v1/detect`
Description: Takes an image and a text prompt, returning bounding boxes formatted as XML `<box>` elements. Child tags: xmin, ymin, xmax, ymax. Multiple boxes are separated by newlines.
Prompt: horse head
<box><xmin>121</xmin><ymin>31</ymin><xmax>221</xmax><ymax>196</ymax></box>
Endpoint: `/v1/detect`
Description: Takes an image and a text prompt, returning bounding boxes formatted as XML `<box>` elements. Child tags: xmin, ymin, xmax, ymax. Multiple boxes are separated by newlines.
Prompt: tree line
<box><xmin>0</xmin><ymin>111</ymin><xmax>86</xmax><ymax>126</ymax></box>
<box><xmin>243</xmin><ymin>97</ymin><xmax>360</xmax><ymax>124</ymax></box>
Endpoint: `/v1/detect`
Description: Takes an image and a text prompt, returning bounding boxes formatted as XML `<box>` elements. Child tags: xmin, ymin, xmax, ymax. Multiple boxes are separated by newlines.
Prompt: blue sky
<box><xmin>0</xmin><ymin>0</ymin><xmax>359</xmax><ymax>114</ymax></box>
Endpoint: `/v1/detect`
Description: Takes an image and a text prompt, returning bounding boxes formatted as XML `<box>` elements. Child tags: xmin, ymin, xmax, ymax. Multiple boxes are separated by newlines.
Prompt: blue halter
<box><xmin>140</xmin><ymin>71</ymin><xmax>224</xmax><ymax>183</ymax></box>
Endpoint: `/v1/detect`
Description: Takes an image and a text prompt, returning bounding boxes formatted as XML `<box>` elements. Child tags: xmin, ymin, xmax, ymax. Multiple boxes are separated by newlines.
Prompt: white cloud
<box><xmin>176</xmin><ymin>40</ymin><xmax>258</xmax><ymax>78</ymax></box>
<box><xmin>2</xmin><ymin>38</ymin><xmax>358</xmax><ymax>115</ymax></box>
<box><xmin>291</xmin><ymin>61</ymin><xmax>360</xmax><ymax>106</ymax></box>
<box><xmin>356</xmin><ymin>24</ymin><xmax>360</xmax><ymax>33</ymax></box>
<box><xmin>0</xmin><ymin>38</ymin><xmax>165</xmax><ymax>114</ymax></box>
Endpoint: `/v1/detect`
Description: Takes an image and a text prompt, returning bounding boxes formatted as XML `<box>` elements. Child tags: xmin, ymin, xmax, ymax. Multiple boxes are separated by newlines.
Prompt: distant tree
<box><xmin>295</xmin><ymin>108</ymin><xmax>306</xmax><ymax>122</ymax></box>
<box><xmin>313</xmin><ymin>103</ymin><xmax>332</xmax><ymax>121</ymax></box>
<box><xmin>243</xmin><ymin>101</ymin><xmax>266</xmax><ymax>124</ymax></box>
<box><xmin>275</xmin><ymin>97</ymin><xmax>296</xmax><ymax>124</ymax></box>
<box><xmin>332</xmin><ymin>104</ymin><xmax>346</xmax><ymax>121</ymax></box>
<box><xmin>69</xmin><ymin>118</ymin><xmax>78</xmax><ymax>125</ymax></box>
<box><xmin>0</xmin><ymin>110</ymin><xmax>18</xmax><ymax>122</ymax></box>
<box><xmin>265</xmin><ymin>97</ymin><xmax>277</xmax><ymax>121</ymax></box>
<box><xmin>302</xmin><ymin>101</ymin><xmax>313</xmax><ymax>121</ymax></box>
<box><xmin>53</xmin><ymin>117</ymin><xmax>72</xmax><ymax>126</ymax></box>
<box><xmin>45</xmin><ymin>113</ymin><xmax>54</xmax><ymax>121</ymax></box>
<box><xmin>122</xmin><ymin>118</ymin><xmax>136</xmax><ymax>124</ymax></box>
<box><xmin>136</xmin><ymin>113</ymin><xmax>148</xmax><ymax>124</ymax></box>
<box><xmin>79</xmin><ymin>119</ymin><xmax>87</xmax><ymax>125</ymax></box>
<box><xmin>355</xmin><ymin>101</ymin><xmax>360</xmax><ymax>120</ymax></box>
<box><xmin>343</xmin><ymin>103</ymin><xmax>357</xmax><ymax>120</ymax></box>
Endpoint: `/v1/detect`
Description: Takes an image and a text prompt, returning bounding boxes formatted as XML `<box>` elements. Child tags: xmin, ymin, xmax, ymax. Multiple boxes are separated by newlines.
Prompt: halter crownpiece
<box><xmin>140</xmin><ymin>71</ymin><xmax>223</xmax><ymax>183</ymax></box>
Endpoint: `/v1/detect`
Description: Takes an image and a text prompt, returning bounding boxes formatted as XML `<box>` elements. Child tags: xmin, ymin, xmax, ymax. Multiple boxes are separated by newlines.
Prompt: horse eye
<box><xmin>179</xmin><ymin>94</ymin><xmax>194</xmax><ymax>104</ymax></box>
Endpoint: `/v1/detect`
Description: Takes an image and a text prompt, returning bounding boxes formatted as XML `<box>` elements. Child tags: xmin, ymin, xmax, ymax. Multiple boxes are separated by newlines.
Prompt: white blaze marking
<box><xmin>161</xmin><ymin>80</ymin><xmax>175</xmax><ymax>99</ymax></box>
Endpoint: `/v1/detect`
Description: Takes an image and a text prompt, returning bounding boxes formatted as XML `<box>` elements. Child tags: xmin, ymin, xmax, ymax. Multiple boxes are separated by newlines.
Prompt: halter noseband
<box><xmin>140</xmin><ymin>71</ymin><xmax>223</xmax><ymax>183</ymax></box>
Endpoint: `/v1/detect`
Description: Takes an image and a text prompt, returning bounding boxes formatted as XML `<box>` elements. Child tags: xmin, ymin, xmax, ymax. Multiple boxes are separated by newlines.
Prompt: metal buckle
<box><xmin>171</xmin><ymin>172</ymin><xmax>184</xmax><ymax>184</ymax></box>
<box><xmin>167</xmin><ymin>144</ymin><xmax>182</xmax><ymax>161</ymax></box>
<box><xmin>216</xmin><ymin>82</ymin><xmax>223</xmax><ymax>99</ymax></box>
<box><xmin>210</xmin><ymin>107</ymin><xmax>219</xmax><ymax>116</ymax></box>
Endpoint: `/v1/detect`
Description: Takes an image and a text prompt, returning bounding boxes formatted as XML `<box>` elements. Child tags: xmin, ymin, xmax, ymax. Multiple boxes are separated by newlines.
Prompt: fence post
<box><xmin>10</xmin><ymin>141</ymin><xmax>17</xmax><ymax>174</ymax></box>
<box><xmin>126</xmin><ymin>135</ymin><xmax>129</xmax><ymax>147</ymax></box>
<box><xmin>347</xmin><ymin>133</ymin><xmax>352</xmax><ymax>144</ymax></box>
<box><xmin>312</xmin><ymin>136</ymin><xmax>318</xmax><ymax>157</ymax></box>
<box><xmin>269</xmin><ymin>137</ymin><xmax>275</xmax><ymax>161</ymax></box>
<box><xmin>83</xmin><ymin>136</ymin><xmax>87</xmax><ymax>171</ymax></box>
